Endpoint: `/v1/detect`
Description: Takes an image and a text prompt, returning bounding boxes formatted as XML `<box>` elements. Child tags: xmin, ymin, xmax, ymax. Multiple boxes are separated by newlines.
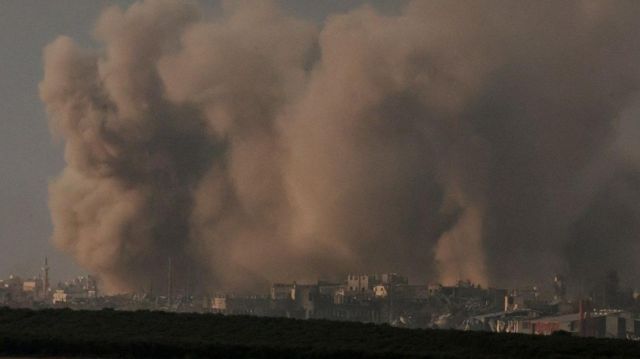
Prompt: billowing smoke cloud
<box><xmin>40</xmin><ymin>0</ymin><xmax>640</xmax><ymax>293</ymax></box>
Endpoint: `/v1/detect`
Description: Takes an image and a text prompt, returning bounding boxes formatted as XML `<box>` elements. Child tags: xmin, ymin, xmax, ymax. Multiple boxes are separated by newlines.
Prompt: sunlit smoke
<box><xmin>41</xmin><ymin>0</ymin><xmax>640</xmax><ymax>293</ymax></box>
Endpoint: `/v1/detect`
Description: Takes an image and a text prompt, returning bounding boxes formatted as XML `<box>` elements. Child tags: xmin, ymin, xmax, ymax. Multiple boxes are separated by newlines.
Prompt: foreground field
<box><xmin>1</xmin><ymin>307</ymin><xmax>639</xmax><ymax>358</ymax></box>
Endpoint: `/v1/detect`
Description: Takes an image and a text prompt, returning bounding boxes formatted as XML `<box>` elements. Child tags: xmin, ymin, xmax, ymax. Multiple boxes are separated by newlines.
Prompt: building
<box><xmin>317</xmin><ymin>281</ymin><xmax>344</xmax><ymax>305</ymax></box>
<box><xmin>211</xmin><ymin>295</ymin><xmax>227</xmax><ymax>313</ymax></box>
<box><xmin>393</xmin><ymin>284</ymin><xmax>430</xmax><ymax>302</ymax></box>
<box><xmin>210</xmin><ymin>295</ymin><xmax>270</xmax><ymax>316</ymax></box>
<box><xmin>0</xmin><ymin>288</ymin><xmax>8</xmax><ymax>304</ymax></box>
<box><xmin>271</xmin><ymin>283</ymin><xmax>294</xmax><ymax>301</ymax></box>
<box><xmin>52</xmin><ymin>276</ymin><xmax>99</xmax><ymax>305</ymax></box>
<box><xmin>42</xmin><ymin>257</ymin><xmax>50</xmax><ymax>300</ymax></box>
<box><xmin>378</xmin><ymin>273</ymin><xmax>408</xmax><ymax>286</ymax></box>
<box><xmin>52</xmin><ymin>289</ymin><xmax>68</xmax><ymax>304</ymax></box>
<box><xmin>373</xmin><ymin>285</ymin><xmax>388</xmax><ymax>298</ymax></box>
<box><xmin>347</xmin><ymin>274</ymin><xmax>371</xmax><ymax>293</ymax></box>
<box><xmin>468</xmin><ymin>309</ymin><xmax>540</xmax><ymax>333</ymax></box>
<box><xmin>553</xmin><ymin>274</ymin><xmax>566</xmax><ymax>301</ymax></box>
<box><xmin>1</xmin><ymin>275</ymin><xmax>24</xmax><ymax>302</ymax></box>
<box><xmin>347</xmin><ymin>273</ymin><xmax>408</xmax><ymax>294</ymax></box>
<box><xmin>292</xmin><ymin>283</ymin><xmax>318</xmax><ymax>319</ymax></box>
<box><xmin>22</xmin><ymin>277</ymin><xmax>44</xmax><ymax>301</ymax></box>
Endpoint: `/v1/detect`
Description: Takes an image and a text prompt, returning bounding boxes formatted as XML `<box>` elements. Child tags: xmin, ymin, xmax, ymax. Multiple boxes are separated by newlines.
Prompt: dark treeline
<box><xmin>1</xmin><ymin>307</ymin><xmax>640</xmax><ymax>358</ymax></box>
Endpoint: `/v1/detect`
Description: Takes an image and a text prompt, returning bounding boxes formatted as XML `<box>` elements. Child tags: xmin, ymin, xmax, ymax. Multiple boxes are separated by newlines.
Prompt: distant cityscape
<box><xmin>3</xmin><ymin>258</ymin><xmax>640</xmax><ymax>340</ymax></box>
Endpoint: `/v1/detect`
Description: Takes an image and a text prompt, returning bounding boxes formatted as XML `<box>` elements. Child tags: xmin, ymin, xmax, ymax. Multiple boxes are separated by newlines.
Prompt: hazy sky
<box><xmin>0</xmin><ymin>0</ymin><xmax>406</xmax><ymax>283</ymax></box>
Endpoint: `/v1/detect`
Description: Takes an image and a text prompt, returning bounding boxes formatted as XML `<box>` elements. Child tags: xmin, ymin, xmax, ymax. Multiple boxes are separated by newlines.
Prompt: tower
<box><xmin>42</xmin><ymin>257</ymin><xmax>50</xmax><ymax>299</ymax></box>
<box><xmin>167</xmin><ymin>257</ymin><xmax>173</xmax><ymax>309</ymax></box>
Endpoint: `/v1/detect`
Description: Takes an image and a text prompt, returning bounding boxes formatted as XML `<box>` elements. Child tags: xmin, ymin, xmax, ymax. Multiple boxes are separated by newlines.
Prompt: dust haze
<box><xmin>40</xmin><ymin>0</ymin><xmax>640</xmax><ymax>293</ymax></box>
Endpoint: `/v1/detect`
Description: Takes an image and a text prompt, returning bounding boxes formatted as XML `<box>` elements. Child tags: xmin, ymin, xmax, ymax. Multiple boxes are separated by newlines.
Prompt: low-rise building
<box><xmin>211</xmin><ymin>295</ymin><xmax>227</xmax><ymax>313</ymax></box>
<box><xmin>22</xmin><ymin>278</ymin><xmax>44</xmax><ymax>300</ymax></box>
<box><xmin>52</xmin><ymin>289</ymin><xmax>68</xmax><ymax>304</ymax></box>
<box><xmin>0</xmin><ymin>288</ymin><xmax>8</xmax><ymax>304</ymax></box>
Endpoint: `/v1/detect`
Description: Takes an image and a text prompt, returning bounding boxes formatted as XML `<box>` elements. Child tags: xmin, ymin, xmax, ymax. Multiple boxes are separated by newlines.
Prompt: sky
<box><xmin>0</xmin><ymin>0</ymin><xmax>406</xmax><ymax>284</ymax></box>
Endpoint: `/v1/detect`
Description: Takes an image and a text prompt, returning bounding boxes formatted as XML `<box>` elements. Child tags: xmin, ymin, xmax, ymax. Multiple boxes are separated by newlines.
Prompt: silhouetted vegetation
<box><xmin>1</xmin><ymin>307</ymin><xmax>640</xmax><ymax>358</ymax></box>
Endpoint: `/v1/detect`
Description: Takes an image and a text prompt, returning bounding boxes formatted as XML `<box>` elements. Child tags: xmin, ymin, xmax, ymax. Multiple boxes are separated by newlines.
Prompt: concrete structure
<box><xmin>373</xmin><ymin>285</ymin><xmax>388</xmax><ymax>298</ymax></box>
<box><xmin>317</xmin><ymin>281</ymin><xmax>344</xmax><ymax>304</ymax></box>
<box><xmin>292</xmin><ymin>283</ymin><xmax>317</xmax><ymax>319</ymax></box>
<box><xmin>22</xmin><ymin>278</ymin><xmax>44</xmax><ymax>300</ymax></box>
<box><xmin>1</xmin><ymin>275</ymin><xmax>24</xmax><ymax>301</ymax></box>
<box><xmin>469</xmin><ymin>309</ymin><xmax>540</xmax><ymax>333</ymax></box>
<box><xmin>211</xmin><ymin>295</ymin><xmax>227</xmax><ymax>313</ymax></box>
<box><xmin>347</xmin><ymin>273</ymin><xmax>408</xmax><ymax>294</ymax></box>
<box><xmin>212</xmin><ymin>296</ymin><xmax>270</xmax><ymax>316</ymax></box>
<box><xmin>271</xmin><ymin>283</ymin><xmax>294</xmax><ymax>301</ymax></box>
<box><xmin>0</xmin><ymin>288</ymin><xmax>8</xmax><ymax>304</ymax></box>
<box><xmin>347</xmin><ymin>274</ymin><xmax>371</xmax><ymax>293</ymax></box>
<box><xmin>553</xmin><ymin>274</ymin><xmax>566</xmax><ymax>301</ymax></box>
<box><xmin>394</xmin><ymin>285</ymin><xmax>430</xmax><ymax>301</ymax></box>
<box><xmin>52</xmin><ymin>276</ymin><xmax>99</xmax><ymax>304</ymax></box>
<box><xmin>529</xmin><ymin>313</ymin><xmax>582</xmax><ymax>335</ymax></box>
<box><xmin>505</xmin><ymin>294</ymin><xmax>526</xmax><ymax>311</ymax></box>
<box><xmin>42</xmin><ymin>257</ymin><xmax>50</xmax><ymax>299</ymax></box>
<box><xmin>52</xmin><ymin>289</ymin><xmax>67</xmax><ymax>304</ymax></box>
<box><xmin>378</xmin><ymin>273</ymin><xmax>408</xmax><ymax>286</ymax></box>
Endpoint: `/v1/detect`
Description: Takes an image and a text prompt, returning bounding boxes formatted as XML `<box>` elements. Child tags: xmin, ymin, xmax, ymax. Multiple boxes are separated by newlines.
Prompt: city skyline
<box><xmin>5</xmin><ymin>2</ymin><xmax>640</xmax><ymax>356</ymax></box>
<box><xmin>3</xmin><ymin>261</ymin><xmax>639</xmax><ymax>339</ymax></box>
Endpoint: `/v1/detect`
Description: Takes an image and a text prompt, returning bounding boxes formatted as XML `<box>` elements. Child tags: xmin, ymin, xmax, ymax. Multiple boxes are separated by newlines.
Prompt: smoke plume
<box><xmin>41</xmin><ymin>0</ymin><xmax>640</xmax><ymax>293</ymax></box>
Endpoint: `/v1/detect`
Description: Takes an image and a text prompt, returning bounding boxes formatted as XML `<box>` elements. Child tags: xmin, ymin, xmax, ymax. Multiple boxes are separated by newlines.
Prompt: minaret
<box><xmin>167</xmin><ymin>257</ymin><xmax>173</xmax><ymax>309</ymax></box>
<box><xmin>42</xmin><ymin>257</ymin><xmax>50</xmax><ymax>299</ymax></box>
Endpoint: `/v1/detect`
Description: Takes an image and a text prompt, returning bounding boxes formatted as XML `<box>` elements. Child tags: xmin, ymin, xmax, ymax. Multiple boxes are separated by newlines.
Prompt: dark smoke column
<box><xmin>39</xmin><ymin>0</ymin><xmax>317</xmax><ymax>293</ymax></box>
<box><xmin>39</xmin><ymin>1</ymin><xmax>212</xmax><ymax>292</ymax></box>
